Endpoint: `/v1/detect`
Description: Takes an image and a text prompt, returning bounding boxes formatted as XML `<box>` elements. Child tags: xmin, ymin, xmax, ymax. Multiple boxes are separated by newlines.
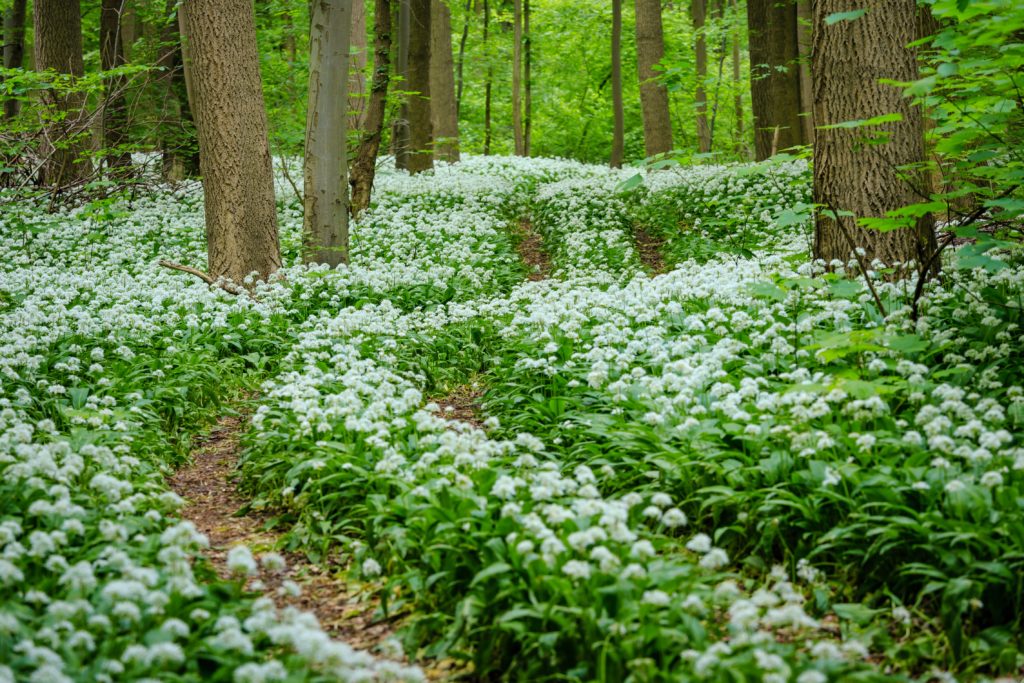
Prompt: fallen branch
<box><xmin>158</xmin><ymin>259</ymin><xmax>248</xmax><ymax>297</ymax></box>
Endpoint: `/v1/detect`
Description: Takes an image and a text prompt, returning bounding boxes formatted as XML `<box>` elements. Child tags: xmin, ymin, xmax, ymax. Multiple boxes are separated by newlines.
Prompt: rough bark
<box><xmin>430</xmin><ymin>0</ymin><xmax>459</xmax><ymax>161</ymax></box>
<box><xmin>812</xmin><ymin>0</ymin><xmax>938</xmax><ymax>271</ymax></box>
<box><xmin>180</xmin><ymin>0</ymin><xmax>281</xmax><ymax>283</ymax></box>
<box><xmin>610</xmin><ymin>0</ymin><xmax>624</xmax><ymax>168</ymax></box>
<box><xmin>394</xmin><ymin>0</ymin><xmax>410</xmax><ymax>168</ymax></box>
<box><xmin>692</xmin><ymin>0</ymin><xmax>710</xmax><ymax>153</ymax></box>
<box><xmin>351</xmin><ymin>0</ymin><xmax>393</xmax><ymax>217</ymax></box>
<box><xmin>349</xmin><ymin>0</ymin><xmax>368</xmax><ymax>132</ymax></box>
<box><xmin>796</xmin><ymin>0</ymin><xmax>814</xmax><ymax>146</ymax></box>
<box><xmin>523</xmin><ymin>0</ymin><xmax>531</xmax><ymax>155</ymax></box>
<box><xmin>747</xmin><ymin>0</ymin><xmax>804</xmax><ymax>159</ymax></box>
<box><xmin>34</xmin><ymin>0</ymin><xmax>90</xmax><ymax>186</ymax></box>
<box><xmin>2</xmin><ymin>0</ymin><xmax>27</xmax><ymax>119</ymax></box>
<box><xmin>405</xmin><ymin>0</ymin><xmax>433</xmax><ymax>172</ymax></box>
<box><xmin>512</xmin><ymin>0</ymin><xmax>523</xmax><ymax>155</ymax></box>
<box><xmin>483</xmin><ymin>0</ymin><xmax>492</xmax><ymax>154</ymax></box>
<box><xmin>634</xmin><ymin>0</ymin><xmax>672</xmax><ymax>156</ymax></box>
<box><xmin>101</xmin><ymin>0</ymin><xmax>132</xmax><ymax>172</ymax></box>
<box><xmin>305</xmin><ymin>0</ymin><xmax>353</xmax><ymax>267</ymax></box>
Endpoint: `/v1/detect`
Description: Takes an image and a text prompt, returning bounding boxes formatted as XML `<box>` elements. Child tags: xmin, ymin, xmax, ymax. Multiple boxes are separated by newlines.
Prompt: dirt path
<box><xmin>633</xmin><ymin>225</ymin><xmax>668</xmax><ymax>276</ymax></box>
<box><xmin>515</xmin><ymin>217</ymin><xmax>553</xmax><ymax>281</ymax></box>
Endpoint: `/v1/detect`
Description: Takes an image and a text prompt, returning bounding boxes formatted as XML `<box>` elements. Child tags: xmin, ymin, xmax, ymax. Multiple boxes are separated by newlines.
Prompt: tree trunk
<box><xmin>796</xmin><ymin>0</ymin><xmax>813</xmax><ymax>146</ymax></box>
<box><xmin>2</xmin><ymin>0</ymin><xmax>27</xmax><ymax>120</ymax></box>
<box><xmin>350</xmin><ymin>0</ymin><xmax>392</xmax><ymax>217</ymax></box>
<box><xmin>747</xmin><ymin>0</ymin><xmax>804</xmax><ymax>159</ymax></box>
<box><xmin>180</xmin><ymin>0</ymin><xmax>281</xmax><ymax>283</ymax></box>
<box><xmin>483</xmin><ymin>0</ymin><xmax>492</xmax><ymax>154</ymax></box>
<box><xmin>430</xmin><ymin>0</ymin><xmax>459</xmax><ymax>161</ymax></box>
<box><xmin>158</xmin><ymin>1</ymin><xmax>200</xmax><ymax>180</ymax></box>
<box><xmin>610</xmin><ymin>0</ymin><xmax>624</xmax><ymax>168</ymax></box>
<box><xmin>282</xmin><ymin>10</ymin><xmax>297</xmax><ymax>63</ymax></box>
<box><xmin>406</xmin><ymin>0</ymin><xmax>433</xmax><ymax>172</ymax></box>
<box><xmin>349</xmin><ymin>0</ymin><xmax>368</xmax><ymax>132</ymax></box>
<box><xmin>394</xmin><ymin>0</ymin><xmax>410</xmax><ymax>168</ymax></box>
<box><xmin>812</xmin><ymin>0</ymin><xmax>937</xmax><ymax>272</ymax></box>
<box><xmin>634</xmin><ymin>0</ymin><xmax>672</xmax><ymax>157</ymax></box>
<box><xmin>34</xmin><ymin>0</ymin><xmax>91</xmax><ymax>187</ymax></box>
<box><xmin>731</xmin><ymin>0</ymin><xmax>744</xmax><ymax>156</ymax></box>
<box><xmin>101</xmin><ymin>0</ymin><xmax>132</xmax><ymax>173</ymax></box>
<box><xmin>305</xmin><ymin>0</ymin><xmax>353</xmax><ymax>266</ymax></box>
<box><xmin>512</xmin><ymin>0</ymin><xmax>523</xmax><ymax>155</ymax></box>
<box><xmin>523</xmin><ymin>0</ymin><xmax>531</xmax><ymax>155</ymax></box>
<box><xmin>455</xmin><ymin>0</ymin><xmax>470</xmax><ymax>115</ymax></box>
<box><xmin>692</xmin><ymin>0</ymin><xmax>710</xmax><ymax>154</ymax></box>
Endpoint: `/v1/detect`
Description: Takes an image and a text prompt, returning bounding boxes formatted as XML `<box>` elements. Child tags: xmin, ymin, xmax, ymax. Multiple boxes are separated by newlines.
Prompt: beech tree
<box><xmin>304</xmin><ymin>0</ymin><xmax>353</xmax><ymax>266</ymax></box>
<box><xmin>812</xmin><ymin>0</ymin><xmax>938</xmax><ymax>269</ymax></box>
<box><xmin>610</xmin><ymin>0</ymin><xmax>624</xmax><ymax>168</ymax></box>
<box><xmin>178</xmin><ymin>0</ymin><xmax>281</xmax><ymax>283</ymax></box>
<box><xmin>634</xmin><ymin>0</ymin><xmax>673</xmax><ymax>157</ymax></box>
<box><xmin>351</xmin><ymin>0</ymin><xmax>393</xmax><ymax>216</ymax></box>
<box><xmin>349</xmin><ymin>1</ymin><xmax>369</xmax><ymax>132</ymax></box>
<box><xmin>430</xmin><ymin>0</ymin><xmax>459</xmax><ymax>161</ymax></box>
<box><xmin>747</xmin><ymin>0</ymin><xmax>806</xmax><ymax>159</ymax></box>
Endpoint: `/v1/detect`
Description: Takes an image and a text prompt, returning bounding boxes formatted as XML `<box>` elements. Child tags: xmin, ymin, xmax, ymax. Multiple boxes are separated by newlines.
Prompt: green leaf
<box><xmin>616</xmin><ymin>174</ymin><xmax>644</xmax><ymax>193</ymax></box>
<box><xmin>69</xmin><ymin>387</ymin><xmax>89</xmax><ymax>410</ymax></box>
<box><xmin>833</xmin><ymin>602</ymin><xmax>881</xmax><ymax>625</ymax></box>
<box><xmin>825</xmin><ymin>9</ymin><xmax>867</xmax><ymax>25</ymax></box>
<box><xmin>470</xmin><ymin>562</ymin><xmax>513</xmax><ymax>587</ymax></box>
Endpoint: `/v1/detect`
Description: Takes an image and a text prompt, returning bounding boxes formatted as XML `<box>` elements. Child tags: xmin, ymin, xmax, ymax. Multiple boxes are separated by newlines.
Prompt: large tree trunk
<box><xmin>158</xmin><ymin>1</ymin><xmax>200</xmax><ymax>180</ymax></box>
<box><xmin>512</xmin><ymin>0</ymin><xmax>523</xmax><ymax>155</ymax></box>
<box><xmin>305</xmin><ymin>0</ymin><xmax>353</xmax><ymax>267</ymax></box>
<box><xmin>692</xmin><ymin>0</ymin><xmax>710</xmax><ymax>153</ymax></box>
<box><xmin>180</xmin><ymin>0</ymin><xmax>281</xmax><ymax>283</ymax></box>
<box><xmin>523</xmin><ymin>0</ymin><xmax>531</xmax><ymax>155</ymax></box>
<box><xmin>483</xmin><ymin>0</ymin><xmax>492</xmax><ymax>154</ymax></box>
<box><xmin>610</xmin><ymin>0</ymin><xmax>624</xmax><ymax>168</ymax></box>
<box><xmin>349</xmin><ymin>0</ymin><xmax>368</xmax><ymax>132</ymax></box>
<box><xmin>393</xmin><ymin>0</ymin><xmax>410</xmax><ymax>168</ymax></box>
<box><xmin>634</xmin><ymin>0</ymin><xmax>672</xmax><ymax>157</ymax></box>
<box><xmin>2</xmin><ymin>0</ymin><xmax>27</xmax><ymax>120</ymax></box>
<box><xmin>747</xmin><ymin>0</ymin><xmax>805</xmax><ymax>159</ymax></box>
<box><xmin>812</xmin><ymin>0</ymin><xmax>937</xmax><ymax>271</ymax></box>
<box><xmin>350</xmin><ymin>0</ymin><xmax>392</xmax><ymax>217</ymax></box>
<box><xmin>101</xmin><ymin>0</ymin><xmax>132</xmax><ymax>173</ymax></box>
<box><xmin>406</xmin><ymin>0</ymin><xmax>433</xmax><ymax>172</ymax></box>
<box><xmin>34</xmin><ymin>0</ymin><xmax>91</xmax><ymax>187</ymax></box>
<box><xmin>430</xmin><ymin>0</ymin><xmax>459</xmax><ymax>162</ymax></box>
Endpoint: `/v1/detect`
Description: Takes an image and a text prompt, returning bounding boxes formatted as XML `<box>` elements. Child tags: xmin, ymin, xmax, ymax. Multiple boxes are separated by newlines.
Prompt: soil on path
<box><xmin>633</xmin><ymin>225</ymin><xmax>668</xmax><ymax>276</ymax></box>
<box><xmin>515</xmin><ymin>217</ymin><xmax>553</xmax><ymax>281</ymax></box>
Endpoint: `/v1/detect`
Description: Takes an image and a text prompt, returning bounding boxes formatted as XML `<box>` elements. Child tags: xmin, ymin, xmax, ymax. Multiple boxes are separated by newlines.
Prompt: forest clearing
<box><xmin>0</xmin><ymin>0</ymin><xmax>1022</xmax><ymax>682</ymax></box>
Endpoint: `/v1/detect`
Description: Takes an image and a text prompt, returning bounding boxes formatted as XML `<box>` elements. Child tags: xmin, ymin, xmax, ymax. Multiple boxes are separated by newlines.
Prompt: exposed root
<box><xmin>514</xmin><ymin>218</ymin><xmax>552</xmax><ymax>281</ymax></box>
<box><xmin>158</xmin><ymin>259</ymin><xmax>249</xmax><ymax>297</ymax></box>
<box><xmin>632</xmin><ymin>225</ymin><xmax>668</xmax><ymax>276</ymax></box>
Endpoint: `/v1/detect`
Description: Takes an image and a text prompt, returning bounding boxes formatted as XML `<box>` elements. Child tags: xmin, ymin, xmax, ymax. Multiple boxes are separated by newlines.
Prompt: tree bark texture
<box><xmin>101</xmin><ymin>0</ymin><xmax>132</xmax><ymax>171</ymax></box>
<box><xmin>796</xmin><ymin>0</ymin><xmax>814</xmax><ymax>146</ymax></box>
<box><xmin>523</xmin><ymin>0</ymin><xmax>531</xmax><ymax>155</ymax></box>
<box><xmin>610</xmin><ymin>0</ymin><xmax>624</xmax><ymax>168</ymax></box>
<box><xmin>158</xmin><ymin>1</ymin><xmax>200</xmax><ymax>180</ymax></box>
<box><xmin>731</xmin><ymin>0</ymin><xmax>744</xmax><ymax>155</ymax></box>
<box><xmin>512</xmin><ymin>0</ymin><xmax>524</xmax><ymax>155</ymax></box>
<box><xmin>305</xmin><ymin>0</ymin><xmax>353</xmax><ymax>266</ymax></box>
<box><xmin>180</xmin><ymin>0</ymin><xmax>282</xmax><ymax>283</ymax></box>
<box><xmin>483</xmin><ymin>0</ymin><xmax>492</xmax><ymax>154</ymax></box>
<box><xmin>812</xmin><ymin>0</ymin><xmax>938</xmax><ymax>270</ymax></box>
<box><xmin>692</xmin><ymin>0</ymin><xmax>710</xmax><ymax>153</ymax></box>
<box><xmin>406</xmin><ymin>0</ymin><xmax>433</xmax><ymax>172</ymax></box>
<box><xmin>747</xmin><ymin>0</ymin><xmax>805</xmax><ymax>159</ymax></box>
<box><xmin>349</xmin><ymin>0</ymin><xmax>368</xmax><ymax>132</ymax></box>
<box><xmin>634</xmin><ymin>0</ymin><xmax>672</xmax><ymax>156</ymax></box>
<box><xmin>394</xmin><ymin>0</ymin><xmax>410</xmax><ymax>168</ymax></box>
<box><xmin>350</xmin><ymin>0</ymin><xmax>392</xmax><ymax>217</ymax></box>
<box><xmin>430</xmin><ymin>0</ymin><xmax>459</xmax><ymax>161</ymax></box>
<box><xmin>2</xmin><ymin>0</ymin><xmax>27</xmax><ymax>119</ymax></box>
<box><xmin>34</xmin><ymin>0</ymin><xmax>90</xmax><ymax>186</ymax></box>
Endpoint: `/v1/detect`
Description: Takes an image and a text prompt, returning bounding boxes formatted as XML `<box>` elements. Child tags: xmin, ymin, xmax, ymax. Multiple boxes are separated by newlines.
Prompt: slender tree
<box><xmin>305</xmin><ymin>0</ymin><xmax>354</xmax><ymax>266</ymax></box>
<box><xmin>100</xmin><ymin>0</ymin><xmax>132</xmax><ymax>172</ymax></box>
<box><xmin>430</xmin><ymin>0</ymin><xmax>459</xmax><ymax>161</ymax></box>
<box><xmin>179</xmin><ymin>0</ymin><xmax>281</xmax><ymax>283</ymax></box>
<box><xmin>157</xmin><ymin>1</ymin><xmax>200</xmax><ymax>180</ymax></box>
<box><xmin>349</xmin><ymin>0</ymin><xmax>369</xmax><ymax>132</ymax></box>
<box><xmin>483</xmin><ymin>0</ymin><xmax>492</xmax><ymax>154</ymax></box>
<box><xmin>796</xmin><ymin>0</ymin><xmax>814</xmax><ymax>146</ymax></box>
<box><xmin>747</xmin><ymin>0</ymin><xmax>805</xmax><ymax>159</ymax></box>
<box><xmin>512</xmin><ymin>0</ymin><xmax>524</xmax><ymax>155</ymax></box>
<box><xmin>351</xmin><ymin>0</ymin><xmax>393</xmax><ymax>216</ymax></box>
<box><xmin>2</xmin><ymin>0</ymin><xmax>27</xmax><ymax>120</ymax></box>
<box><xmin>35</xmin><ymin>0</ymin><xmax>91</xmax><ymax>186</ymax></box>
<box><xmin>731</xmin><ymin>0</ymin><xmax>744</xmax><ymax>156</ymax></box>
<box><xmin>455</xmin><ymin>0</ymin><xmax>471</xmax><ymax>115</ymax></box>
<box><xmin>610</xmin><ymin>0</ymin><xmax>624</xmax><ymax>168</ymax></box>
<box><xmin>634</xmin><ymin>0</ymin><xmax>673</xmax><ymax>156</ymax></box>
<box><xmin>692</xmin><ymin>0</ymin><xmax>710</xmax><ymax>153</ymax></box>
<box><xmin>394</xmin><ymin>0</ymin><xmax>411</xmax><ymax>168</ymax></box>
<box><xmin>406</xmin><ymin>0</ymin><xmax>433</xmax><ymax>172</ymax></box>
<box><xmin>812</xmin><ymin>0</ymin><xmax>938</xmax><ymax>269</ymax></box>
<box><xmin>523</xmin><ymin>0</ymin><xmax>531</xmax><ymax>155</ymax></box>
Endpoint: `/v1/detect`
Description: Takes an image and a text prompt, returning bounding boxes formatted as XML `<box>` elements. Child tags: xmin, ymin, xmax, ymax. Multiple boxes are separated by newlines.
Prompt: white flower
<box><xmin>226</xmin><ymin>546</ymin><xmax>258</xmax><ymax>577</ymax></box>
<box><xmin>361</xmin><ymin>558</ymin><xmax>382</xmax><ymax>578</ymax></box>
<box><xmin>685</xmin><ymin>533</ymin><xmax>712</xmax><ymax>554</ymax></box>
<box><xmin>699</xmin><ymin>548</ymin><xmax>729</xmax><ymax>570</ymax></box>
<box><xmin>562</xmin><ymin>560</ymin><xmax>592</xmax><ymax>580</ymax></box>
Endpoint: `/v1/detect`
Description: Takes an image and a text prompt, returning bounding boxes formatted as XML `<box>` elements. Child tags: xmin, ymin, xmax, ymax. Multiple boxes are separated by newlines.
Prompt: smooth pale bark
<box><xmin>512</xmin><ymin>0</ymin><xmax>523</xmax><ymax>155</ymax></box>
<box><xmin>305</xmin><ymin>0</ymin><xmax>353</xmax><ymax>266</ymax></box>
<box><xmin>747</xmin><ymin>0</ymin><xmax>804</xmax><ymax>159</ymax></box>
<box><xmin>100</xmin><ymin>0</ymin><xmax>132</xmax><ymax>172</ymax></box>
<box><xmin>523</xmin><ymin>0</ymin><xmax>531</xmax><ymax>155</ymax></box>
<box><xmin>812</xmin><ymin>0</ymin><xmax>937</xmax><ymax>271</ymax></box>
<box><xmin>349</xmin><ymin>0</ymin><xmax>368</xmax><ymax>132</ymax></box>
<box><xmin>430</xmin><ymin>0</ymin><xmax>459</xmax><ymax>161</ymax></box>
<box><xmin>483</xmin><ymin>0</ymin><xmax>492</xmax><ymax>154</ymax></box>
<box><xmin>692</xmin><ymin>0</ymin><xmax>710</xmax><ymax>153</ymax></box>
<box><xmin>634</xmin><ymin>0</ymin><xmax>672</xmax><ymax>156</ymax></box>
<box><xmin>610</xmin><ymin>0</ymin><xmax>624</xmax><ymax>168</ymax></box>
<box><xmin>350</xmin><ymin>0</ymin><xmax>392</xmax><ymax>217</ymax></box>
<box><xmin>394</xmin><ymin>0</ymin><xmax>410</xmax><ymax>168</ymax></box>
<box><xmin>406</xmin><ymin>0</ymin><xmax>433</xmax><ymax>172</ymax></box>
<box><xmin>180</xmin><ymin>0</ymin><xmax>281</xmax><ymax>283</ymax></box>
<box><xmin>34</xmin><ymin>0</ymin><xmax>90</xmax><ymax>186</ymax></box>
<box><xmin>2</xmin><ymin>0</ymin><xmax>27</xmax><ymax>119</ymax></box>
